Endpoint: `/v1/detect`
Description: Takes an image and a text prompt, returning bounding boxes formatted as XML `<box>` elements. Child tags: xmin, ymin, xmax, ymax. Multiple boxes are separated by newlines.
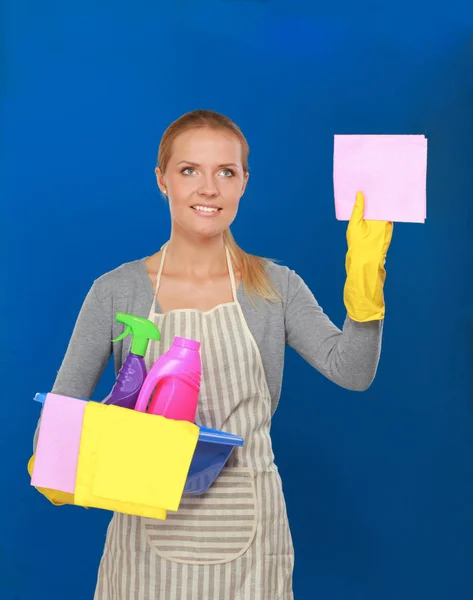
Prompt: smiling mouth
<box><xmin>191</xmin><ymin>205</ymin><xmax>222</xmax><ymax>214</ymax></box>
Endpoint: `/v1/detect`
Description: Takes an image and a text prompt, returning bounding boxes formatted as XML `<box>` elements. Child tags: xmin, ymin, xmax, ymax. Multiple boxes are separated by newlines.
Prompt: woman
<box><xmin>32</xmin><ymin>109</ymin><xmax>392</xmax><ymax>599</ymax></box>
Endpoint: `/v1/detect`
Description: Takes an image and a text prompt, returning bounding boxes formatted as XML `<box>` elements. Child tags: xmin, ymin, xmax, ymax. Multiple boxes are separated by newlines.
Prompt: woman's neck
<box><xmin>165</xmin><ymin>230</ymin><xmax>228</xmax><ymax>278</ymax></box>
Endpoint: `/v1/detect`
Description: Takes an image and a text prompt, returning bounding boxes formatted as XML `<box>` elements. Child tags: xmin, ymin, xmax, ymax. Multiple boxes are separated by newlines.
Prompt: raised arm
<box><xmin>285</xmin><ymin>191</ymin><xmax>393</xmax><ymax>391</ymax></box>
<box><xmin>284</xmin><ymin>270</ymin><xmax>383</xmax><ymax>391</ymax></box>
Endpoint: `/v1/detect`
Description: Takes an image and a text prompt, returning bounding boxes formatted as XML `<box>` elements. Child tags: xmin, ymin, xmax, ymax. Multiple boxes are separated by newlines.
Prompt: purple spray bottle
<box><xmin>102</xmin><ymin>312</ymin><xmax>161</xmax><ymax>410</ymax></box>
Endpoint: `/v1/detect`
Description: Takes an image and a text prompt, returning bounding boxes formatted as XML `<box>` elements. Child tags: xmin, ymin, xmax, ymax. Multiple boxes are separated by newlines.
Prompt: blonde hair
<box><xmin>157</xmin><ymin>109</ymin><xmax>280</xmax><ymax>302</ymax></box>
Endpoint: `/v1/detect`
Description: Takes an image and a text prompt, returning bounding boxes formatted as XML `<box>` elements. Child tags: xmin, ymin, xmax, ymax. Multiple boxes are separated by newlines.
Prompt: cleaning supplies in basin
<box><xmin>103</xmin><ymin>312</ymin><xmax>161</xmax><ymax>410</ymax></box>
<box><xmin>134</xmin><ymin>336</ymin><xmax>201</xmax><ymax>422</ymax></box>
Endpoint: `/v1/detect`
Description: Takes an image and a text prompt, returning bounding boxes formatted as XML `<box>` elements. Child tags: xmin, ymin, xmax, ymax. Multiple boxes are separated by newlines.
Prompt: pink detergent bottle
<box><xmin>134</xmin><ymin>336</ymin><xmax>201</xmax><ymax>422</ymax></box>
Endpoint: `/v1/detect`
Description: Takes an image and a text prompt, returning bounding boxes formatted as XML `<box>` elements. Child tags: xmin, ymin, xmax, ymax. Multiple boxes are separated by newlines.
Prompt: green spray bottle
<box><xmin>102</xmin><ymin>312</ymin><xmax>161</xmax><ymax>410</ymax></box>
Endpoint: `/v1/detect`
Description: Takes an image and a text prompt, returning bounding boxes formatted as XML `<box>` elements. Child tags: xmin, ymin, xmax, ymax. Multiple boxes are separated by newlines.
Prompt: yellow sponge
<box><xmin>74</xmin><ymin>402</ymin><xmax>199</xmax><ymax>519</ymax></box>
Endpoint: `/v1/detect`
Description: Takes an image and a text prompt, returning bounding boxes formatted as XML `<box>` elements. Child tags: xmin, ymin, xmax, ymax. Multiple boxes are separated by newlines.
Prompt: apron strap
<box><xmin>155</xmin><ymin>242</ymin><xmax>168</xmax><ymax>295</ymax></box>
<box><xmin>154</xmin><ymin>242</ymin><xmax>237</xmax><ymax>301</ymax></box>
<box><xmin>225</xmin><ymin>247</ymin><xmax>238</xmax><ymax>302</ymax></box>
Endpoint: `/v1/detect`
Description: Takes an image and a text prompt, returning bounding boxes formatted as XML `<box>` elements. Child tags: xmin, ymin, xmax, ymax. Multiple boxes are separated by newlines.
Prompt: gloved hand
<box><xmin>343</xmin><ymin>192</ymin><xmax>393</xmax><ymax>322</ymax></box>
<box><xmin>27</xmin><ymin>454</ymin><xmax>75</xmax><ymax>506</ymax></box>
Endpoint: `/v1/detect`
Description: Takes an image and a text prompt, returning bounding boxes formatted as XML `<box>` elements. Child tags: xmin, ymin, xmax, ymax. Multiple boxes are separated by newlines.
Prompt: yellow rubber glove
<box><xmin>343</xmin><ymin>192</ymin><xmax>393</xmax><ymax>322</ymax></box>
<box><xmin>27</xmin><ymin>454</ymin><xmax>75</xmax><ymax>507</ymax></box>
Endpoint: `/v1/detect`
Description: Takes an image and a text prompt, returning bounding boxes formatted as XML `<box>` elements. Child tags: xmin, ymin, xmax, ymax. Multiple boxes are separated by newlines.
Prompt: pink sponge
<box><xmin>31</xmin><ymin>393</ymin><xmax>86</xmax><ymax>494</ymax></box>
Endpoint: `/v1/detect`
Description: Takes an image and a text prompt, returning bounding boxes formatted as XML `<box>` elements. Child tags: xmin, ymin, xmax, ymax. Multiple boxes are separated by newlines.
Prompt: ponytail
<box><xmin>223</xmin><ymin>228</ymin><xmax>280</xmax><ymax>302</ymax></box>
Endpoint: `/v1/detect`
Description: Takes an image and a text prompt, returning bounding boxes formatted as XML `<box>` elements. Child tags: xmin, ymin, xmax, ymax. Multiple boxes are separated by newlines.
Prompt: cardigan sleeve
<box><xmin>33</xmin><ymin>281</ymin><xmax>113</xmax><ymax>451</ymax></box>
<box><xmin>284</xmin><ymin>269</ymin><xmax>383</xmax><ymax>391</ymax></box>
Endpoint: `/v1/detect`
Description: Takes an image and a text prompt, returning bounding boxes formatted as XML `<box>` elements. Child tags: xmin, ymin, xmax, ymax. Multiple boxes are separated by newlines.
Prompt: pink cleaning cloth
<box><xmin>31</xmin><ymin>393</ymin><xmax>86</xmax><ymax>494</ymax></box>
<box><xmin>333</xmin><ymin>134</ymin><xmax>427</xmax><ymax>223</ymax></box>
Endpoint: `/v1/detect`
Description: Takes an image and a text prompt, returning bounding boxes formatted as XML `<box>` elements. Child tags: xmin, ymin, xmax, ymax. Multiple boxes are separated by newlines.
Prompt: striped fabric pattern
<box><xmin>145</xmin><ymin>469</ymin><xmax>257</xmax><ymax>564</ymax></box>
<box><xmin>93</xmin><ymin>246</ymin><xmax>294</xmax><ymax>599</ymax></box>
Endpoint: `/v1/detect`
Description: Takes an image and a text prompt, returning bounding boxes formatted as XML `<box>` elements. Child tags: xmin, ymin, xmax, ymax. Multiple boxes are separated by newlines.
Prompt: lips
<box><xmin>191</xmin><ymin>204</ymin><xmax>222</xmax><ymax>215</ymax></box>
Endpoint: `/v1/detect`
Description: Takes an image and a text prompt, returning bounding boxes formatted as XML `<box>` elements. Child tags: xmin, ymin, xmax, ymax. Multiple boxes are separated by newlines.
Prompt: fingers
<box><xmin>349</xmin><ymin>191</ymin><xmax>365</xmax><ymax>226</ymax></box>
<box><xmin>347</xmin><ymin>193</ymin><xmax>394</xmax><ymax>255</ymax></box>
<box><xmin>27</xmin><ymin>454</ymin><xmax>35</xmax><ymax>476</ymax></box>
<box><xmin>384</xmin><ymin>221</ymin><xmax>394</xmax><ymax>248</ymax></box>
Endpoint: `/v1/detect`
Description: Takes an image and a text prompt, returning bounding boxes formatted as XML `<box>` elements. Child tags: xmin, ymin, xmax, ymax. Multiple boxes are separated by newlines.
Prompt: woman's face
<box><xmin>156</xmin><ymin>127</ymin><xmax>248</xmax><ymax>239</ymax></box>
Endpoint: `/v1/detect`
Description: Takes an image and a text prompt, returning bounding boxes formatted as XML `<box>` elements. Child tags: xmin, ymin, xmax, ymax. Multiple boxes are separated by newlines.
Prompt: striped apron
<box><xmin>94</xmin><ymin>244</ymin><xmax>294</xmax><ymax>599</ymax></box>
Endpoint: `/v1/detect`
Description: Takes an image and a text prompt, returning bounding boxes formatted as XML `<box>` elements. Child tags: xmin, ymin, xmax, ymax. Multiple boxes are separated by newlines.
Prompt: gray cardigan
<box><xmin>47</xmin><ymin>257</ymin><xmax>383</xmax><ymax>416</ymax></box>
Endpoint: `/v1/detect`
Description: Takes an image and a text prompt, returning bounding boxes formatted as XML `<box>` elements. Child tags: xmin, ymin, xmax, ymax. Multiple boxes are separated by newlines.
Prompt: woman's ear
<box><xmin>155</xmin><ymin>167</ymin><xmax>167</xmax><ymax>196</ymax></box>
<box><xmin>241</xmin><ymin>171</ymin><xmax>249</xmax><ymax>196</ymax></box>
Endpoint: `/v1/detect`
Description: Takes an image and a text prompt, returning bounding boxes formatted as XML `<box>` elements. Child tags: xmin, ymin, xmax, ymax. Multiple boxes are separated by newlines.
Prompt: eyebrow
<box><xmin>177</xmin><ymin>161</ymin><xmax>239</xmax><ymax>168</ymax></box>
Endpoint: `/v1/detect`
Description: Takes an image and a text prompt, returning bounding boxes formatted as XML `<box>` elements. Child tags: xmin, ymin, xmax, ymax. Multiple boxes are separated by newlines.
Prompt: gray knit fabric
<box><xmin>37</xmin><ymin>257</ymin><xmax>383</xmax><ymax>433</ymax></box>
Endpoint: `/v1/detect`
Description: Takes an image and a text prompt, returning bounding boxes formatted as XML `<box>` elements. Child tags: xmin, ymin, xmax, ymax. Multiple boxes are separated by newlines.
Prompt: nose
<box><xmin>197</xmin><ymin>175</ymin><xmax>219</xmax><ymax>197</ymax></box>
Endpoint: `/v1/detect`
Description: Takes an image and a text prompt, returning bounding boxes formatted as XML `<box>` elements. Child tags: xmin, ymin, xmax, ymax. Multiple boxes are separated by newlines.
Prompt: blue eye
<box><xmin>180</xmin><ymin>166</ymin><xmax>235</xmax><ymax>177</ymax></box>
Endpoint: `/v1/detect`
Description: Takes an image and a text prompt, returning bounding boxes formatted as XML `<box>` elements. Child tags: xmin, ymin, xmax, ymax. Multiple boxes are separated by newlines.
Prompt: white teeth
<box><xmin>192</xmin><ymin>205</ymin><xmax>219</xmax><ymax>213</ymax></box>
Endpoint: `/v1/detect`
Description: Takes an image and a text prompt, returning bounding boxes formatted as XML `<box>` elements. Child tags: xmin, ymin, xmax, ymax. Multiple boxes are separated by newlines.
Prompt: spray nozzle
<box><xmin>112</xmin><ymin>312</ymin><xmax>161</xmax><ymax>357</ymax></box>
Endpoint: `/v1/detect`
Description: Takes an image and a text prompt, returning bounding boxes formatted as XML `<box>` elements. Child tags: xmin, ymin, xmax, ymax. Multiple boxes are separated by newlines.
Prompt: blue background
<box><xmin>2</xmin><ymin>1</ymin><xmax>473</xmax><ymax>598</ymax></box>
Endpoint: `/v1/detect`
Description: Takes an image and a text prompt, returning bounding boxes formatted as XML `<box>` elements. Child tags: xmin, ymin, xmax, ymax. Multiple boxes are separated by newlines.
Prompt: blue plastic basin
<box><xmin>34</xmin><ymin>393</ymin><xmax>244</xmax><ymax>495</ymax></box>
<box><xmin>184</xmin><ymin>425</ymin><xmax>244</xmax><ymax>495</ymax></box>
